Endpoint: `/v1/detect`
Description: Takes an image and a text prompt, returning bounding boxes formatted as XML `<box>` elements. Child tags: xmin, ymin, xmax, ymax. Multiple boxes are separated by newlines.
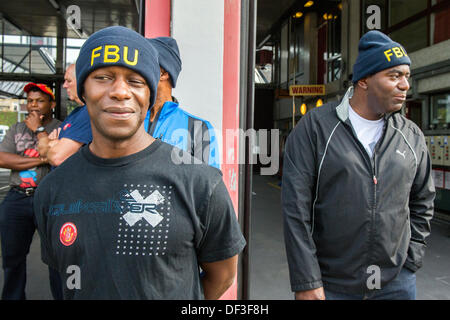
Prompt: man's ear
<box><xmin>357</xmin><ymin>78</ymin><xmax>369</xmax><ymax>90</ymax></box>
<box><xmin>160</xmin><ymin>71</ymin><xmax>170</xmax><ymax>82</ymax></box>
<box><xmin>51</xmin><ymin>100</ymin><xmax>56</xmax><ymax>110</ymax></box>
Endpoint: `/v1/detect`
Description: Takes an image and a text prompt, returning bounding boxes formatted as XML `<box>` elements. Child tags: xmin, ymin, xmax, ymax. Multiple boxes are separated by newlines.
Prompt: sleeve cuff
<box><xmin>403</xmin><ymin>260</ymin><xmax>420</xmax><ymax>273</ymax></box>
<box><xmin>291</xmin><ymin>280</ymin><xmax>323</xmax><ymax>292</ymax></box>
<box><xmin>198</xmin><ymin>237</ymin><xmax>246</xmax><ymax>263</ymax></box>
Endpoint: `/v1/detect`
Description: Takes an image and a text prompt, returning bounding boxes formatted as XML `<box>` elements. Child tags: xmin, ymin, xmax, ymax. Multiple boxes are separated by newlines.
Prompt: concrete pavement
<box><xmin>249</xmin><ymin>174</ymin><xmax>450</xmax><ymax>300</ymax></box>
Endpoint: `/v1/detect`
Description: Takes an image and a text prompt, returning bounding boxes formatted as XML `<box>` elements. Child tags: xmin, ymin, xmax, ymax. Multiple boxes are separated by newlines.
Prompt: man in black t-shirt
<box><xmin>33</xmin><ymin>26</ymin><xmax>245</xmax><ymax>300</ymax></box>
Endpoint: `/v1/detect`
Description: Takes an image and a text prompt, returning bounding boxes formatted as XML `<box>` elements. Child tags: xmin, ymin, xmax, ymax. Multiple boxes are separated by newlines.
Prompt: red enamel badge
<box><xmin>60</xmin><ymin>222</ymin><xmax>77</xmax><ymax>246</ymax></box>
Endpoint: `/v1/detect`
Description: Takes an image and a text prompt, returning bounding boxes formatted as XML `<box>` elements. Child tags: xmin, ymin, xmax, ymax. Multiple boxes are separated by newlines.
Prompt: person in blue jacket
<box><xmin>145</xmin><ymin>37</ymin><xmax>220</xmax><ymax>169</ymax></box>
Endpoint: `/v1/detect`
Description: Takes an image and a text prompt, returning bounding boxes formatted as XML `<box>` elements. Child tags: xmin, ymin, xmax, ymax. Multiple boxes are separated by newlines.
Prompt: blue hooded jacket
<box><xmin>144</xmin><ymin>101</ymin><xmax>220</xmax><ymax>169</ymax></box>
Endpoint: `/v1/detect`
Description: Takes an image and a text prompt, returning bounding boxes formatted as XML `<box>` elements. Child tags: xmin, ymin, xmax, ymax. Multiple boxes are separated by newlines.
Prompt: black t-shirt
<box><xmin>34</xmin><ymin>139</ymin><xmax>246</xmax><ymax>299</ymax></box>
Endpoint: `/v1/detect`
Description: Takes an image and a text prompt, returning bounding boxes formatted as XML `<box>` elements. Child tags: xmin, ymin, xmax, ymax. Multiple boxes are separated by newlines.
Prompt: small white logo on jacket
<box><xmin>396</xmin><ymin>149</ymin><xmax>406</xmax><ymax>159</ymax></box>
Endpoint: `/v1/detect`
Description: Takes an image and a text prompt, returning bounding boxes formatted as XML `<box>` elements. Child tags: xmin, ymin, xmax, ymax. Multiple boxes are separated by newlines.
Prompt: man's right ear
<box><xmin>357</xmin><ymin>78</ymin><xmax>369</xmax><ymax>90</ymax></box>
<box><xmin>160</xmin><ymin>71</ymin><xmax>170</xmax><ymax>82</ymax></box>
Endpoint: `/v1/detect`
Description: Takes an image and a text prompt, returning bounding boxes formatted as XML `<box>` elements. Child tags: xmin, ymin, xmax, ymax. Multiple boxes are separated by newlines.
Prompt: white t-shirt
<box><xmin>348</xmin><ymin>105</ymin><xmax>385</xmax><ymax>158</ymax></box>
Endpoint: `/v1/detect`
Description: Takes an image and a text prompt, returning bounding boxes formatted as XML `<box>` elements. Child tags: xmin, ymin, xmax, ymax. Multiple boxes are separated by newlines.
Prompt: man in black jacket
<box><xmin>282</xmin><ymin>31</ymin><xmax>435</xmax><ymax>300</ymax></box>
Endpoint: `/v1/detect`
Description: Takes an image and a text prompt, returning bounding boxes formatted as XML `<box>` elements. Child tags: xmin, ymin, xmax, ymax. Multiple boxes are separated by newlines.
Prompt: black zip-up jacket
<box><xmin>282</xmin><ymin>87</ymin><xmax>435</xmax><ymax>294</ymax></box>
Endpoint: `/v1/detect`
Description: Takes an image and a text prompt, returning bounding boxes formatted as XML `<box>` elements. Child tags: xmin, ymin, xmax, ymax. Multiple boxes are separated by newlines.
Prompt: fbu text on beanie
<box><xmin>352</xmin><ymin>30</ymin><xmax>411</xmax><ymax>83</ymax></box>
<box><xmin>76</xmin><ymin>26</ymin><xmax>160</xmax><ymax>109</ymax></box>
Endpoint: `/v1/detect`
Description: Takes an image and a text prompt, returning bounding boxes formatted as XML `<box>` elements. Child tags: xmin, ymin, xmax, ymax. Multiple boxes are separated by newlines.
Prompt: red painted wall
<box><xmin>145</xmin><ymin>0</ymin><xmax>171</xmax><ymax>37</ymax></box>
<box><xmin>220</xmin><ymin>0</ymin><xmax>241</xmax><ymax>300</ymax></box>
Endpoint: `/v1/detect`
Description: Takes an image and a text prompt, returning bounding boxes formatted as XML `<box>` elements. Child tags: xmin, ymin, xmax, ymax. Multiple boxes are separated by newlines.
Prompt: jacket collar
<box><xmin>336</xmin><ymin>86</ymin><xmax>354</xmax><ymax>123</ymax></box>
<box><xmin>336</xmin><ymin>86</ymin><xmax>399</xmax><ymax>123</ymax></box>
<box><xmin>158</xmin><ymin>101</ymin><xmax>179</xmax><ymax>121</ymax></box>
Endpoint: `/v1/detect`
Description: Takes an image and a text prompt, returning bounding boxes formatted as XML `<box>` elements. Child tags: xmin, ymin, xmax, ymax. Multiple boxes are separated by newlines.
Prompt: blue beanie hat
<box><xmin>147</xmin><ymin>37</ymin><xmax>182</xmax><ymax>88</ymax></box>
<box><xmin>352</xmin><ymin>30</ymin><xmax>411</xmax><ymax>83</ymax></box>
<box><xmin>76</xmin><ymin>26</ymin><xmax>160</xmax><ymax>109</ymax></box>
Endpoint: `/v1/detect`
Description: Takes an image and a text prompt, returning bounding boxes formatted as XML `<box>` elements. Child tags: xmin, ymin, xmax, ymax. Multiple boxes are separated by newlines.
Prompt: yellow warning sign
<box><xmin>289</xmin><ymin>85</ymin><xmax>325</xmax><ymax>96</ymax></box>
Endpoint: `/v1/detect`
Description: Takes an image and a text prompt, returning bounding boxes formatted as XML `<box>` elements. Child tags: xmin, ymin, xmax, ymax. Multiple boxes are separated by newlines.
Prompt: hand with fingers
<box><xmin>24</xmin><ymin>111</ymin><xmax>44</xmax><ymax>133</ymax></box>
<box><xmin>295</xmin><ymin>287</ymin><xmax>326</xmax><ymax>300</ymax></box>
<box><xmin>48</xmin><ymin>127</ymin><xmax>61</xmax><ymax>140</ymax></box>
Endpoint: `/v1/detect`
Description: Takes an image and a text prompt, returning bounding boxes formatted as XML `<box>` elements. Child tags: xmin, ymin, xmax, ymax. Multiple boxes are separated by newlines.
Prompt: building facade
<box><xmin>258</xmin><ymin>0</ymin><xmax>450</xmax><ymax>213</ymax></box>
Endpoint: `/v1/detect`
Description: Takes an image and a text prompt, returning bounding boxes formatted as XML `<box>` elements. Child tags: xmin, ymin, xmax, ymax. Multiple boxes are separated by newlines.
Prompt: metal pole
<box><xmin>138</xmin><ymin>0</ymin><xmax>146</xmax><ymax>36</ymax></box>
<box><xmin>55</xmin><ymin>33</ymin><xmax>64</xmax><ymax>119</ymax></box>
<box><xmin>1</xmin><ymin>19</ymin><xmax>4</xmax><ymax>74</ymax></box>
<box><xmin>237</xmin><ymin>0</ymin><xmax>248</xmax><ymax>300</ymax></box>
<box><xmin>240</xmin><ymin>0</ymin><xmax>257</xmax><ymax>301</ymax></box>
<box><xmin>291</xmin><ymin>16</ymin><xmax>299</xmax><ymax>128</ymax></box>
<box><xmin>292</xmin><ymin>96</ymin><xmax>295</xmax><ymax>128</ymax></box>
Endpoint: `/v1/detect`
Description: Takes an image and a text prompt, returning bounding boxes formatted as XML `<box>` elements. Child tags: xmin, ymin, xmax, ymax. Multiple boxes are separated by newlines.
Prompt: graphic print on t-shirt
<box><xmin>19</xmin><ymin>170</ymin><xmax>38</xmax><ymax>188</ymax></box>
<box><xmin>14</xmin><ymin>132</ymin><xmax>35</xmax><ymax>152</ymax></box>
<box><xmin>116</xmin><ymin>184</ymin><xmax>172</xmax><ymax>257</ymax></box>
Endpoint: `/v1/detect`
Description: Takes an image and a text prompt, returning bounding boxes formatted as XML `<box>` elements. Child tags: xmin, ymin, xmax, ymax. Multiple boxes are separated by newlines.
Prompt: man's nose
<box><xmin>109</xmin><ymin>78</ymin><xmax>132</xmax><ymax>100</ymax></box>
<box><xmin>398</xmin><ymin>76</ymin><xmax>410</xmax><ymax>91</ymax></box>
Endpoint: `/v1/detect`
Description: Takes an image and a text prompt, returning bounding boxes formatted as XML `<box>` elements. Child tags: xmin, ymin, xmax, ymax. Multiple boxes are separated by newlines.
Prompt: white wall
<box><xmin>171</xmin><ymin>0</ymin><xmax>224</xmax><ymax>151</ymax></box>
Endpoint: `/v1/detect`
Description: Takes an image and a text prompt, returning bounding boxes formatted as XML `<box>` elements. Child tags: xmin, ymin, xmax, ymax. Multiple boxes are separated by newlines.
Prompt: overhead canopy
<box><xmin>0</xmin><ymin>0</ymin><xmax>140</xmax><ymax>99</ymax></box>
<box><xmin>257</xmin><ymin>0</ymin><xmax>297</xmax><ymax>47</ymax></box>
<box><xmin>0</xmin><ymin>0</ymin><xmax>140</xmax><ymax>38</ymax></box>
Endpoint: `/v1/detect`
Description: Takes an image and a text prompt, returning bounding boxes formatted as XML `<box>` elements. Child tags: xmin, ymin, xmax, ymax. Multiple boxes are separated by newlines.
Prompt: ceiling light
<box><xmin>293</xmin><ymin>12</ymin><xmax>303</xmax><ymax>18</ymax></box>
<box><xmin>300</xmin><ymin>103</ymin><xmax>307</xmax><ymax>115</ymax></box>
<box><xmin>304</xmin><ymin>1</ymin><xmax>314</xmax><ymax>7</ymax></box>
<box><xmin>316</xmin><ymin>99</ymin><xmax>323</xmax><ymax>107</ymax></box>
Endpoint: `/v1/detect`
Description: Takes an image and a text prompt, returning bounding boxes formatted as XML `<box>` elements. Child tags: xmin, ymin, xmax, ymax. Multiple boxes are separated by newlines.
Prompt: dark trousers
<box><xmin>0</xmin><ymin>189</ymin><xmax>63</xmax><ymax>300</ymax></box>
<box><xmin>324</xmin><ymin>267</ymin><xmax>416</xmax><ymax>300</ymax></box>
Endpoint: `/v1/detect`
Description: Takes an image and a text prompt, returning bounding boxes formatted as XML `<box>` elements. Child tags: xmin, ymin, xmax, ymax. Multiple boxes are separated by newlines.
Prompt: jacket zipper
<box><xmin>368</xmin><ymin>152</ymin><xmax>377</xmax><ymax>268</ymax></box>
<box><xmin>372</xmin><ymin>153</ymin><xmax>377</xmax><ymax>189</ymax></box>
<box><xmin>368</xmin><ymin>119</ymin><xmax>387</xmax><ymax>268</ymax></box>
<box><xmin>345</xmin><ymin>119</ymin><xmax>382</xmax><ymax>268</ymax></box>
